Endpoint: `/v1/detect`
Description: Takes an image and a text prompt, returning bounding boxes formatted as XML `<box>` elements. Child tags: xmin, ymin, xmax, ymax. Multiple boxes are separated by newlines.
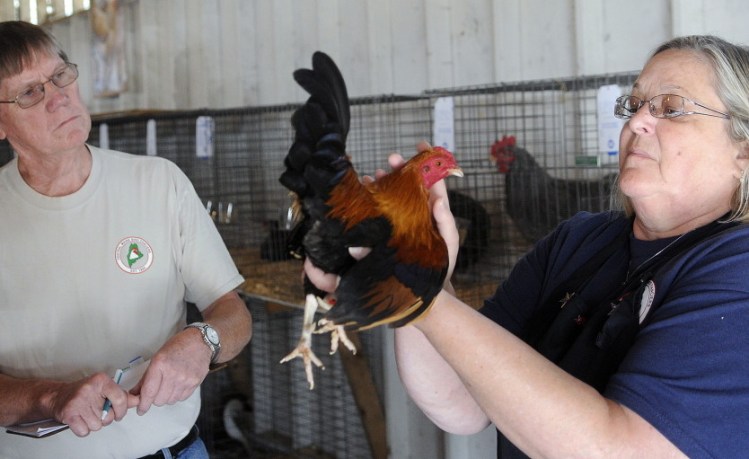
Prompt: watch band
<box><xmin>185</xmin><ymin>322</ymin><xmax>221</xmax><ymax>364</ymax></box>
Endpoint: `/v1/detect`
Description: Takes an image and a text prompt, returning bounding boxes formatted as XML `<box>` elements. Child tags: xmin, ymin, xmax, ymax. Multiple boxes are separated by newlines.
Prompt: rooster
<box><xmin>491</xmin><ymin>135</ymin><xmax>617</xmax><ymax>243</ymax></box>
<box><xmin>278</xmin><ymin>52</ymin><xmax>463</xmax><ymax>389</ymax></box>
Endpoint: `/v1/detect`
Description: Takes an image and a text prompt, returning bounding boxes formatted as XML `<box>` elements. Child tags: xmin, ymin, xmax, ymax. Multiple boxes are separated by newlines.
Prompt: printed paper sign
<box><xmin>433</xmin><ymin>97</ymin><xmax>455</xmax><ymax>152</ymax></box>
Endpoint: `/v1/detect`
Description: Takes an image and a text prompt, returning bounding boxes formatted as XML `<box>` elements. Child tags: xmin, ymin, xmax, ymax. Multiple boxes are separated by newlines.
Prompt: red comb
<box><xmin>490</xmin><ymin>135</ymin><xmax>516</xmax><ymax>172</ymax></box>
<box><xmin>490</xmin><ymin>135</ymin><xmax>516</xmax><ymax>158</ymax></box>
<box><xmin>495</xmin><ymin>135</ymin><xmax>516</xmax><ymax>149</ymax></box>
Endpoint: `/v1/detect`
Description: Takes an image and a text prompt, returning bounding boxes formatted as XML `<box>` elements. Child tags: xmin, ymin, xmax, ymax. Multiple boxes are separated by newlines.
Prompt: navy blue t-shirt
<box><xmin>481</xmin><ymin>211</ymin><xmax>749</xmax><ymax>458</ymax></box>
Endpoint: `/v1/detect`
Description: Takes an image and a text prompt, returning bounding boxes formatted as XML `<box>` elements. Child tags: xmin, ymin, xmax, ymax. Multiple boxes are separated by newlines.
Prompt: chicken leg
<box><xmin>280</xmin><ymin>292</ymin><xmax>359</xmax><ymax>389</ymax></box>
<box><xmin>280</xmin><ymin>293</ymin><xmax>327</xmax><ymax>389</ymax></box>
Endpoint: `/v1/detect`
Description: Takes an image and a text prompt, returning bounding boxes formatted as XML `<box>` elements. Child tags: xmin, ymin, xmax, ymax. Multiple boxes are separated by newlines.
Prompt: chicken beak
<box><xmin>449</xmin><ymin>167</ymin><xmax>464</xmax><ymax>178</ymax></box>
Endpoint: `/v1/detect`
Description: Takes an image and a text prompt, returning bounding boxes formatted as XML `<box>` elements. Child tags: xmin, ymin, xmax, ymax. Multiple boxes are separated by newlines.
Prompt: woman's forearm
<box><xmin>411</xmin><ymin>290</ymin><xmax>685</xmax><ymax>458</ymax></box>
<box><xmin>394</xmin><ymin>323</ymin><xmax>490</xmax><ymax>434</ymax></box>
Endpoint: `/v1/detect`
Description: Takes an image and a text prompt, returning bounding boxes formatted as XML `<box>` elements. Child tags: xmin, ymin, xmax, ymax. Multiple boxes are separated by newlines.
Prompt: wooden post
<box><xmin>339</xmin><ymin>332</ymin><xmax>388</xmax><ymax>459</ymax></box>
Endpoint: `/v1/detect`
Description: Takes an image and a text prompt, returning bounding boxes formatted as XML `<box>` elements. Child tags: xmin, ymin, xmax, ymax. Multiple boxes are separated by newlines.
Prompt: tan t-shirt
<box><xmin>0</xmin><ymin>146</ymin><xmax>244</xmax><ymax>458</ymax></box>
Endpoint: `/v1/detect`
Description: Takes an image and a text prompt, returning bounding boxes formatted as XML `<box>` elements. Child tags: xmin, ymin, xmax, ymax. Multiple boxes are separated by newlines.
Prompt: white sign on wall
<box><xmin>146</xmin><ymin>119</ymin><xmax>157</xmax><ymax>156</ymax></box>
<box><xmin>433</xmin><ymin>97</ymin><xmax>455</xmax><ymax>152</ymax></box>
<box><xmin>99</xmin><ymin>123</ymin><xmax>109</xmax><ymax>150</ymax></box>
<box><xmin>597</xmin><ymin>84</ymin><xmax>623</xmax><ymax>164</ymax></box>
<box><xmin>196</xmin><ymin>116</ymin><xmax>215</xmax><ymax>158</ymax></box>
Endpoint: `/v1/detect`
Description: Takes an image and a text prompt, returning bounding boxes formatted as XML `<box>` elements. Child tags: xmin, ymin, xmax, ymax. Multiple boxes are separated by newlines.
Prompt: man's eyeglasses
<box><xmin>614</xmin><ymin>94</ymin><xmax>730</xmax><ymax>120</ymax></box>
<box><xmin>0</xmin><ymin>63</ymin><xmax>79</xmax><ymax>109</ymax></box>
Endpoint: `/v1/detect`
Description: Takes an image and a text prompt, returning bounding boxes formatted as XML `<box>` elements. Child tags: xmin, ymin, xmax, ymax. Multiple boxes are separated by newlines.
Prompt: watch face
<box><xmin>205</xmin><ymin>326</ymin><xmax>220</xmax><ymax>345</ymax></box>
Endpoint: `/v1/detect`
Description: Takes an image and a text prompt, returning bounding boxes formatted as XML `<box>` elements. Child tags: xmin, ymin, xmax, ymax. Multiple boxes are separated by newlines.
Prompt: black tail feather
<box><xmin>282</xmin><ymin>51</ymin><xmax>351</xmax><ymax>201</ymax></box>
<box><xmin>293</xmin><ymin>51</ymin><xmax>350</xmax><ymax>140</ymax></box>
<box><xmin>279</xmin><ymin>51</ymin><xmax>353</xmax><ymax>264</ymax></box>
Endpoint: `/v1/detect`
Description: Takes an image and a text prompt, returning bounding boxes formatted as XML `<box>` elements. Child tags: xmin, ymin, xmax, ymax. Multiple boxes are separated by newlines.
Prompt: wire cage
<box><xmin>199</xmin><ymin>294</ymin><xmax>384</xmax><ymax>458</ymax></box>
<box><xmin>0</xmin><ymin>70</ymin><xmax>638</xmax><ymax>457</ymax></box>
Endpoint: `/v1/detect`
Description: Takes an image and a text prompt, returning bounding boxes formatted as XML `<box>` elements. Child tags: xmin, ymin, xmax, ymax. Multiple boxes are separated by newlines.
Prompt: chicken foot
<box><xmin>280</xmin><ymin>292</ymin><xmax>358</xmax><ymax>389</ymax></box>
<box><xmin>280</xmin><ymin>293</ymin><xmax>326</xmax><ymax>389</ymax></box>
<box><xmin>315</xmin><ymin>319</ymin><xmax>357</xmax><ymax>356</ymax></box>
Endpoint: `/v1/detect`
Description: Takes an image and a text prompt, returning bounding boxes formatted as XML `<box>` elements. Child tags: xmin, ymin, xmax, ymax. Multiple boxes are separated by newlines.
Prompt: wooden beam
<box><xmin>339</xmin><ymin>332</ymin><xmax>388</xmax><ymax>459</ymax></box>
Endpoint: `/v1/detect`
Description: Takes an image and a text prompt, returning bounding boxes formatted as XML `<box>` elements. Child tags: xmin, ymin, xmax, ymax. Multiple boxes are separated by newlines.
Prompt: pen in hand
<box><xmin>101</xmin><ymin>368</ymin><xmax>124</xmax><ymax>421</ymax></box>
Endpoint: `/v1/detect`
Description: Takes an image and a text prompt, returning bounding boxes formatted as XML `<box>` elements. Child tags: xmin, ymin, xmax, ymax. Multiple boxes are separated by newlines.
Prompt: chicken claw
<box><xmin>280</xmin><ymin>294</ymin><xmax>325</xmax><ymax>389</ymax></box>
<box><xmin>280</xmin><ymin>294</ymin><xmax>358</xmax><ymax>389</ymax></box>
<box><xmin>279</xmin><ymin>337</ymin><xmax>324</xmax><ymax>390</ymax></box>
<box><xmin>317</xmin><ymin>319</ymin><xmax>357</xmax><ymax>355</ymax></box>
<box><xmin>311</xmin><ymin>296</ymin><xmax>356</xmax><ymax>355</ymax></box>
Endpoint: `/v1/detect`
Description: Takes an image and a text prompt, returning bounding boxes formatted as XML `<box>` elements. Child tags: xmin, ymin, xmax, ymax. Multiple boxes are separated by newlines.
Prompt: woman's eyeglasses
<box><xmin>614</xmin><ymin>94</ymin><xmax>730</xmax><ymax>120</ymax></box>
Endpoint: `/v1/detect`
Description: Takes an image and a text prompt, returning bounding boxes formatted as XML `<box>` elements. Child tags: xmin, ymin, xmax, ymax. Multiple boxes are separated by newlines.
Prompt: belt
<box><xmin>139</xmin><ymin>425</ymin><xmax>200</xmax><ymax>459</ymax></box>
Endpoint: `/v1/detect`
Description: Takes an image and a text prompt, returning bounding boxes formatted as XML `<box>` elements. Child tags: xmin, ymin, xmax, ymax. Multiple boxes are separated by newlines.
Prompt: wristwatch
<box><xmin>185</xmin><ymin>322</ymin><xmax>221</xmax><ymax>364</ymax></box>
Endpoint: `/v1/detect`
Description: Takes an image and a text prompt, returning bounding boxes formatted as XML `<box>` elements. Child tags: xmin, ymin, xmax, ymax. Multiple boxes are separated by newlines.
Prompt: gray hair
<box><xmin>0</xmin><ymin>21</ymin><xmax>69</xmax><ymax>84</ymax></box>
<box><xmin>614</xmin><ymin>35</ymin><xmax>749</xmax><ymax>221</ymax></box>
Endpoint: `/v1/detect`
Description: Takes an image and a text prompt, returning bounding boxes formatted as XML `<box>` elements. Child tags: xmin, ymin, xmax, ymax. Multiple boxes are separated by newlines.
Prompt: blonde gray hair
<box><xmin>614</xmin><ymin>35</ymin><xmax>749</xmax><ymax>221</ymax></box>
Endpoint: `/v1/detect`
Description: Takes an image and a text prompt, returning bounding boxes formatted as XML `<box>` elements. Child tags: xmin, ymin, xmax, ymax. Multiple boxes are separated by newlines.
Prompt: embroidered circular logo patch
<box><xmin>115</xmin><ymin>237</ymin><xmax>154</xmax><ymax>274</ymax></box>
<box><xmin>638</xmin><ymin>280</ymin><xmax>656</xmax><ymax>324</ymax></box>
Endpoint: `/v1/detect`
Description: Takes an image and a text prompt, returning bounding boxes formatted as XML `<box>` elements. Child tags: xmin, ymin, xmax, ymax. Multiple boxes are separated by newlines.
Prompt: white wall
<box><xmin>32</xmin><ymin>0</ymin><xmax>749</xmax><ymax>115</ymax></box>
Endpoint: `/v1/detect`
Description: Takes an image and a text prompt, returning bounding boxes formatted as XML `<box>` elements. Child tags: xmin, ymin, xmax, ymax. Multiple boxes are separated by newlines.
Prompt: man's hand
<box><xmin>50</xmin><ymin>373</ymin><xmax>134</xmax><ymax>437</ymax></box>
<box><xmin>131</xmin><ymin>291</ymin><xmax>250</xmax><ymax>416</ymax></box>
<box><xmin>130</xmin><ymin>329</ymin><xmax>209</xmax><ymax>416</ymax></box>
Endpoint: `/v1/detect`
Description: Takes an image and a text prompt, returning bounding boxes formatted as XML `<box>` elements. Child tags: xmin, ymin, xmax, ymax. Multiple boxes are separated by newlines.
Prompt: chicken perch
<box><xmin>278</xmin><ymin>52</ymin><xmax>463</xmax><ymax>389</ymax></box>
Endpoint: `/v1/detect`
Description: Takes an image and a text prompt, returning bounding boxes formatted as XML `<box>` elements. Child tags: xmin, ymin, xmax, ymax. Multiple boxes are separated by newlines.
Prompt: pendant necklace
<box><xmin>624</xmin><ymin>231</ymin><xmax>689</xmax><ymax>284</ymax></box>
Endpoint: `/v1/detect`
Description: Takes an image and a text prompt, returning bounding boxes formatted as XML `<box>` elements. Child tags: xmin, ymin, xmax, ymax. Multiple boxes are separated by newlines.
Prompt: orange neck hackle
<box><xmin>373</xmin><ymin>147</ymin><xmax>462</xmax><ymax>257</ymax></box>
<box><xmin>324</xmin><ymin>146</ymin><xmax>462</xmax><ymax>266</ymax></box>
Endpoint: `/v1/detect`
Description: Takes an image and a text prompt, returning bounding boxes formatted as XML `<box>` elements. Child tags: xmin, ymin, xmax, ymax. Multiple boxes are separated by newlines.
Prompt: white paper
<box><xmin>597</xmin><ymin>84</ymin><xmax>623</xmax><ymax>164</ymax></box>
<box><xmin>99</xmin><ymin>123</ymin><xmax>109</xmax><ymax>150</ymax></box>
<box><xmin>5</xmin><ymin>419</ymin><xmax>69</xmax><ymax>438</ymax></box>
<box><xmin>195</xmin><ymin>116</ymin><xmax>215</xmax><ymax>158</ymax></box>
<box><xmin>433</xmin><ymin>97</ymin><xmax>455</xmax><ymax>152</ymax></box>
<box><xmin>118</xmin><ymin>357</ymin><xmax>149</xmax><ymax>391</ymax></box>
<box><xmin>146</xmin><ymin>119</ymin><xmax>157</xmax><ymax>156</ymax></box>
